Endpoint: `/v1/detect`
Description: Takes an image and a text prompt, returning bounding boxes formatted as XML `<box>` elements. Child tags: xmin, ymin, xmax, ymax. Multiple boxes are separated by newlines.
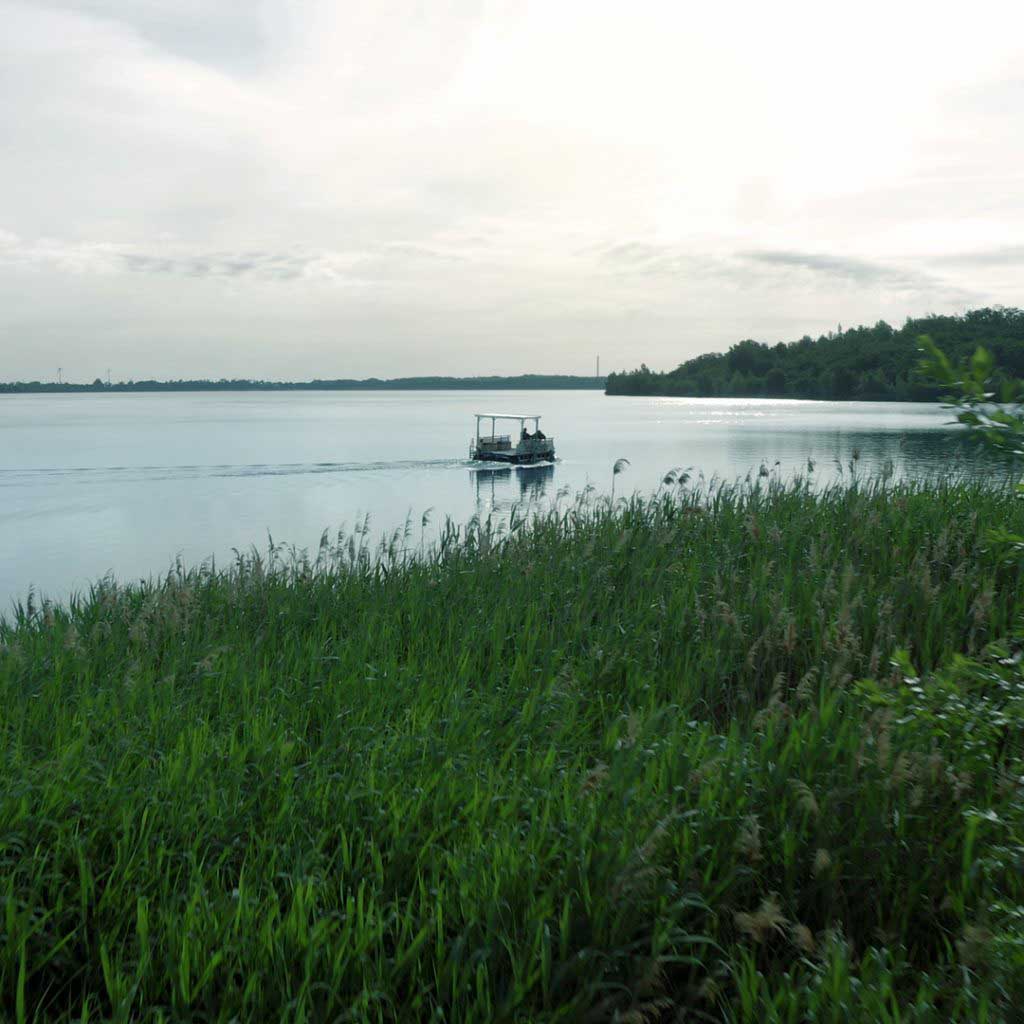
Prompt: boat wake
<box><xmin>0</xmin><ymin>459</ymin><xmax>473</xmax><ymax>486</ymax></box>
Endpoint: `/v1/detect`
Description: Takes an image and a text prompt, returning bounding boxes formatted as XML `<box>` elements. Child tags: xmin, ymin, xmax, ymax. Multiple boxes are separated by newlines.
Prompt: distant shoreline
<box><xmin>1</xmin><ymin>375</ymin><xmax>607</xmax><ymax>395</ymax></box>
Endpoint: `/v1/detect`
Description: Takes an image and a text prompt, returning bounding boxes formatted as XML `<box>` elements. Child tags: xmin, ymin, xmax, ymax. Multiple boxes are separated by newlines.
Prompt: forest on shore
<box><xmin>606</xmin><ymin>306</ymin><xmax>1024</xmax><ymax>400</ymax></box>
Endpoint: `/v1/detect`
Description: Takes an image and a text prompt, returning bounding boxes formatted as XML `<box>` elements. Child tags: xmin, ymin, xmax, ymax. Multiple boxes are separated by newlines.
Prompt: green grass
<box><xmin>2</xmin><ymin>479</ymin><xmax>1023</xmax><ymax>1022</ymax></box>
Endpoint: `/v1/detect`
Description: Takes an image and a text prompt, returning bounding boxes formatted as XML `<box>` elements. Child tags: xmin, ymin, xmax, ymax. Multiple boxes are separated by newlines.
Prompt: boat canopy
<box><xmin>474</xmin><ymin>413</ymin><xmax>542</xmax><ymax>421</ymax></box>
<box><xmin>474</xmin><ymin>412</ymin><xmax>542</xmax><ymax>440</ymax></box>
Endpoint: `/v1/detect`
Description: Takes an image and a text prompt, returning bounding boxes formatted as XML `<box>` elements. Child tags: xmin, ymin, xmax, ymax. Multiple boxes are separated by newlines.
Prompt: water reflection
<box><xmin>472</xmin><ymin>463</ymin><xmax>555</xmax><ymax>514</ymax></box>
<box><xmin>721</xmin><ymin>428</ymin><xmax>1002</xmax><ymax>485</ymax></box>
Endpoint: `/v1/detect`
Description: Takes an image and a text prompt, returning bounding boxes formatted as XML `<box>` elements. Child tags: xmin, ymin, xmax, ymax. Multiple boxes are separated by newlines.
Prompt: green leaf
<box><xmin>970</xmin><ymin>346</ymin><xmax>994</xmax><ymax>379</ymax></box>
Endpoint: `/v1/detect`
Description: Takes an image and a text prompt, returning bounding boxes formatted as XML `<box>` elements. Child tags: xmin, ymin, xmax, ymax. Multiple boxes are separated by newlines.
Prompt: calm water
<box><xmin>0</xmin><ymin>390</ymin><xmax>982</xmax><ymax>613</ymax></box>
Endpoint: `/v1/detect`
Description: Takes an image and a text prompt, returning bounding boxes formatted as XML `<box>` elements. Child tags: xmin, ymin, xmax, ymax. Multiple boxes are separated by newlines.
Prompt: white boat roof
<box><xmin>475</xmin><ymin>412</ymin><xmax>541</xmax><ymax>420</ymax></box>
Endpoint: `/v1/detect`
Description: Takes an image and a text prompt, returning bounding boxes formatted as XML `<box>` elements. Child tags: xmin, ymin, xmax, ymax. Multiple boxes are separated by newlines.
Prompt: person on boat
<box><xmin>535</xmin><ymin>428</ymin><xmax>546</xmax><ymax>440</ymax></box>
<box><xmin>521</xmin><ymin>427</ymin><xmax>530</xmax><ymax>441</ymax></box>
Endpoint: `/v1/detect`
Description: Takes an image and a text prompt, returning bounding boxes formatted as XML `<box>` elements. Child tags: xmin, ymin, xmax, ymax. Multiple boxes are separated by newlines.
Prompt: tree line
<box><xmin>606</xmin><ymin>307</ymin><xmax>1024</xmax><ymax>400</ymax></box>
<box><xmin>1</xmin><ymin>374</ymin><xmax>606</xmax><ymax>395</ymax></box>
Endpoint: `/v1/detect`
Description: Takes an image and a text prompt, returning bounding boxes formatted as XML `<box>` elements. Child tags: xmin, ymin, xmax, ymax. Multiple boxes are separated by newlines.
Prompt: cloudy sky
<box><xmin>1</xmin><ymin>0</ymin><xmax>1022</xmax><ymax>381</ymax></box>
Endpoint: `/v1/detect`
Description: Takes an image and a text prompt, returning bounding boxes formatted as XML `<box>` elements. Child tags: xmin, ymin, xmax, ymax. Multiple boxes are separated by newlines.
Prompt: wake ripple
<box><xmin>0</xmin><ymin>459</ymin><xmax>471</xmax><ymax>486</ymax></box>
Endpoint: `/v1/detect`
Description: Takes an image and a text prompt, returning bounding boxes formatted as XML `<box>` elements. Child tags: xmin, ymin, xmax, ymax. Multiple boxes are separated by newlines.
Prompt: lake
<box><xmin>0</xmin><ymin>390</ymin><xmax>984</xmax><ymax>614</ymax></box>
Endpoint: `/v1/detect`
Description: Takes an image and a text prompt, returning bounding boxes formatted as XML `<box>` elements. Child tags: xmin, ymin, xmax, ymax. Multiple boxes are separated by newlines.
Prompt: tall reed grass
<box><xmin>1</xmin><ymin>478</ymin><xmax>1022</xmax><ymax>1021</ymax></box>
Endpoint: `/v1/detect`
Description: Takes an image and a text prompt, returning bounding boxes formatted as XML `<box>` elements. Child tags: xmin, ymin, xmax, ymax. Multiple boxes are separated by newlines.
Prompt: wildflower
<box><xmin>734</xmin><ymin>894</ymin><xmax>787</xmax><ymax>942</ymax></box>
<box><xmin>812</xmin><ymin>848</ymin><xmax>832</xmax><ymax>876</ymax></box>
<box><xmin>783</xmin><ymin>617</ymin><xmax>798</xmax><ymax>655</ymax></box>
<box><xmin>698</xmin><ymin>976</ymin><xmax>720</xmax><ymax>1002</ymax></box>
<box><xmin>789</xmin><ymin>779</ymin><xmax>819</xmax><ymax>817</ymax></box>
<box><xmin>954</xmin><ymin>771</ymin><xmax>974</xmax><ymax>800</ymax></box>
<box><xmin>580</xmin><ymin>762</ymin><xmax>608</xmax><ymax>795</ymax></box>
<box><xmin>889</xmin><ymin>752</ymin><xmax>914</xmax><ymax>787</ymax></box>
<box><xmin>63</xmin><ymin>624</ymin><xmax>82</xmax><ymax>652</ymax></box>
<box><xmin>957</xmin><ymin>925</ymin><xmax>993</xmax><ymax>966</ymax></box>
<box><xmin>795</xmin><ymin>669</ymin><xmax>817</xmax><ymax>703</ymax></box>
<box><xmin>790</xmin><ymin>923</ymin><xmax>816</xmax><ymax>954</ymax></box>
<box><xmin>716</xmin><ymin>601</ymin><xmax>739</xmax><ymax>629</ymax></box>
<box><xmin>735</xmin><ymin>814</ymin><xmax>762</xmax><ymax>862</ymax></box>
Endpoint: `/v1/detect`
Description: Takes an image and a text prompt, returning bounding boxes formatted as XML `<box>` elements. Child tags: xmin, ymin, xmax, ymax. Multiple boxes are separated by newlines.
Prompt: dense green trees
<box><xmin>607</xmin><ymin>307</ymin><xmax>1024</xmax><ymax>400</ymax></box>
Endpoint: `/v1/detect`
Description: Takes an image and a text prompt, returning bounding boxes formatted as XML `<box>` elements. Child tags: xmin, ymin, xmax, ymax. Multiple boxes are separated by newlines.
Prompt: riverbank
<box><xmin>2</xmin><ymin>479</ymin><xmax>1022</xmax><ymax>1020</ymax></box>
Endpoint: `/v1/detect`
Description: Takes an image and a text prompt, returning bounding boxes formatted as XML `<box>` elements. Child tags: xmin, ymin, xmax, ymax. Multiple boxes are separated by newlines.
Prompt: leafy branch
<box><xmin>919</xmin><ymin>335</ymin><xmax>1024</xmax><ymax>560</ymax></box>
<box><xmin>918</xmin><ymin>335</ymin><xmax>1024</xmax><ymax>461</ymax></box>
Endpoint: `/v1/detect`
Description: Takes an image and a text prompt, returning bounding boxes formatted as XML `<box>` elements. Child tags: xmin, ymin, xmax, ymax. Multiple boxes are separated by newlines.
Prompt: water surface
<box><xmin>1</xmin><ymin>391</ymin><xmax>983</xmax><ymax>612</ymax></box>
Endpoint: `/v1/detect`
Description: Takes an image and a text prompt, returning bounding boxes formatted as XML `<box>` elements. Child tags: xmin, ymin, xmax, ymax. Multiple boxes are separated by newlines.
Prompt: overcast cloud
<box><xmin>1</xmin><ymin>0</ymin><xmax>1022</xmax><ymax>380</ymax></box>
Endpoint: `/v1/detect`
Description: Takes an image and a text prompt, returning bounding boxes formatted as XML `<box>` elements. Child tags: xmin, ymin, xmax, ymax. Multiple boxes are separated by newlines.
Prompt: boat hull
<box><xmin>473</xmin><ymin>448</ymin><xmax>554</xmax><ymax>464</ymax></box>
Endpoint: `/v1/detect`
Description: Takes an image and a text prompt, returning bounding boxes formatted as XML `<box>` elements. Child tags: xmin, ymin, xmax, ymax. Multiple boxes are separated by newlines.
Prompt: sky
<box><xmin>1</xmin><ymin>0</ymin><xmax>1022</xmax><ymax>381</ymax></box>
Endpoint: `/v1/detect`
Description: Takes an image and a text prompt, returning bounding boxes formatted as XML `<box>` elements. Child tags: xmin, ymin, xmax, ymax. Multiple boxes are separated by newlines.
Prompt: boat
<box><xmin>470</xmin><ymin>413</ymin><xmax>555</xmax><ymax>464</ymax></box>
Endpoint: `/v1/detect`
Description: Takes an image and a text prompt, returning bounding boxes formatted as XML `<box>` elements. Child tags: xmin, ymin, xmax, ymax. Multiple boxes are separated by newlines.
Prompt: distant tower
<box><xmin>596</xmin><ymin>355</ymin><xmax>600</xmax><ymax>379</ymax></box>
<box><xmin>57</xmin><ymin>367</ymin><xmax>62</xmax><ymax>385</ymax></box>
<box><xmin>106</xmin><ymin>368</ymin><xmax>111</xmax><ymax>386</ymax></box>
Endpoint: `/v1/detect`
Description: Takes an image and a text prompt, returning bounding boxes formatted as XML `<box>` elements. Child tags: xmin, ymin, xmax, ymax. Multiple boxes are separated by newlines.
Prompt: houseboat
<box><xmin>470</xmin><ymin>413</ymin><xmax>555</xmax><ymax>464</ymax></box>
